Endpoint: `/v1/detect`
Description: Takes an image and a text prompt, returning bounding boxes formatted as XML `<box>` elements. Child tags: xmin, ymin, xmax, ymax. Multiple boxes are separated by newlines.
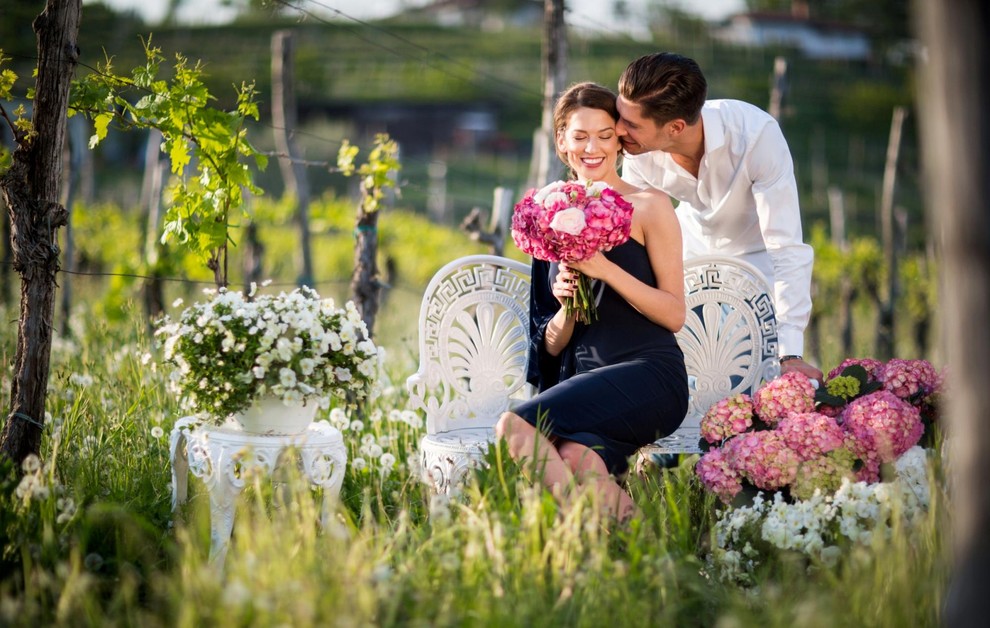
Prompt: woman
<box><xmin>494</xmin><ymin>82</ymin><xmax>688</xmax><ymax>522</ymax></box>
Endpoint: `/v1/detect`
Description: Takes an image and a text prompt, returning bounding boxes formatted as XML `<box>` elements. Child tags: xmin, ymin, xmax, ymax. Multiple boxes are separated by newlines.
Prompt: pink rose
<box><xmin>548</xmin><ymin>207</ymin><xmax>587</xmax><ymax>236</ymax></box>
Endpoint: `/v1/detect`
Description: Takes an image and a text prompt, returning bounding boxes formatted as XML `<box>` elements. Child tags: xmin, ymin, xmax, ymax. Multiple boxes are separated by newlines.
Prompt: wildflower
<box><xmin>21</xmin><ymin>454</ymin><xmax>41</xmax><ymax>474</ymax></box>
<box><xmin>222</xmin><ymin>580</ymin><xmax>252</xmax><ymax>607</ymax></box>
<box><xmin>151</xmin><ymin>426</ymin><xmax>165</xmax><ymax>439</ymax></box>
<box><xmin>379</xmin><ymin>452</ymin><xmax>396</xmax><ymax>472</ymax></box>
<box><xmin>84</xmin><ymin>553</ymin><xmax>104</xmax><ymax>571</ymax></box>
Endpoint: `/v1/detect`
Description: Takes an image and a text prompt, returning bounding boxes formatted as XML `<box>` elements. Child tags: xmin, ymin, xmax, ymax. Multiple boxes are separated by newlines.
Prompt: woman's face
<box><xmin>556</xmin><ymin>107</ymin><xmax>621</xmax><ymax>181</ymax></box>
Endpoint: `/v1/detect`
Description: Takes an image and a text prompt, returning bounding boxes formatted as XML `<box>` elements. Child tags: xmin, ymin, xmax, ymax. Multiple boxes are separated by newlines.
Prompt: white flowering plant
<box><xmin>155</xmin><ymin>284</ymin><xmax>381</xmax><ymax>425</ymax></box>
<box><xmin>711</xmin><ymin>446</ymin><xmax>932</xmax><ymax>585</ymax></box>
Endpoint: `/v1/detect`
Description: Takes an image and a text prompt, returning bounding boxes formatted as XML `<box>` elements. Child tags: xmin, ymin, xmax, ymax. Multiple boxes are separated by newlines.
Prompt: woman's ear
<box><xmin>555</xmin><ymin>129</ymin><xmax>567</xmax><ymax>153</ymax></box>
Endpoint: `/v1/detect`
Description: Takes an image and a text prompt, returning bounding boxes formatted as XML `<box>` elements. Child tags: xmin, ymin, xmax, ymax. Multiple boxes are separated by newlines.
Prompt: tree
<box><xmin>0</xmin><ymin>0</ymin><xmax>82</xmax><ymax>464</ymax></box>
<box><xmin>337</xmin><ymin>134</ymin><xmax>400</xmax><ymax>336</ymax></box>
<box><xmin>2</xmin><ymin>4</ymin><xmax>268</xmax><ymax>462</ymax></box>
<box><xmin>914</xmin><ymin>2</ymin><xmax>990</xmax><ymax>625</ymax></box>
<box><xmin>71</xmin><ymin>41</ymin><xmax>268</xmax><ymax>289</ymax></box>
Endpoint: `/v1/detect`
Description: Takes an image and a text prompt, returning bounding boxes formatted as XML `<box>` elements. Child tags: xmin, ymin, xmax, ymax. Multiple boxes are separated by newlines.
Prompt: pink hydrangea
<box><xmin>776</xmin><ymin>412</ymin><xmax>846</xmax><ymax>461</ymax></box>
<box><xmin>700</xmin><ymin>393</ymin><xmax>755</xmax><ymax>444</ymax></box>
<box><xmin>880</xmin><ymin>358</ymin><xmax>941</xmax><ymax>401</ymax></box>
<box><xmin>695</xmin><ymin>448</ymin><xmax>743</xmax><ymax>505</ymax></box>
<box><xmin>753</xmin><ymin>372</ymin><xmax>816</xmax><ymax>426</ymax></box>
<box><xmin>841</xmin><ymin>390</ymin><xmax>924</xmax><ymax>465</ymax></box>
<box><xmin>817</xmin><ymin>403</ymin><xmax>843</xmax><ymax>419</ymax></box>
<box><xmin>855</xmin><ymin>457</ymin><xmax>882</xmax><ymax>484</ymax></box>
<box><xmin>790</xmin><ymin>448</ymin><xmax>857</xmax><ymax>501</ymax></box>
<box><xmin>826</xmin><ymin>357</ymin><xmax>884</xmax><ymax>382</ymax></box>
<box><xmin>725</xmin><ymin>431</ymin><xmax>800</xmax><ymax>491</ymax></box>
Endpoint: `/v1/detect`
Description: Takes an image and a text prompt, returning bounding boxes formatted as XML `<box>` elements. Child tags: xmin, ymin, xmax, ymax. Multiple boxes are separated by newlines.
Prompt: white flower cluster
<box><xmin>712</xmin><ymin>446</ymin><xmax>932</xmax><ymax>584</ymax></box>
<box><xmin>156</xmin><ymin>285</ymin><xmax>380</xmax><ymax>424</ymax></box>
<box><xmin>327</xmin><ymin>407</ymin><xmax>405</xmax><ymax>477</ymax></box>
<box><xmin>14</xmin><ymin>454</ymin><xmax>77</xmax><ymax>525</ymax></box>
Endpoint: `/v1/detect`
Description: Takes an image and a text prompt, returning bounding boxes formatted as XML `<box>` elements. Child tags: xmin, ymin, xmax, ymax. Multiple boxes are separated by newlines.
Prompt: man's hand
<box><xmin>781</xmin><ymin>357</ymin><xmax>824</xmax><ymax>388</ymax></box>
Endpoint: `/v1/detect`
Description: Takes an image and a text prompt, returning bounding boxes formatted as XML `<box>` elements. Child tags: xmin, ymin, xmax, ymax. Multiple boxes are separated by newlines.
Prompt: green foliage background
<box><xmin>1</xmin><ymin>4</ymin><xmax>923</xmax><ymax>244</ymax></box>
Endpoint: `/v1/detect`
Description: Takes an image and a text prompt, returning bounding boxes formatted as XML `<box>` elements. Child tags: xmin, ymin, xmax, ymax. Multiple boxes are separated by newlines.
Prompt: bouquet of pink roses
<box><xmin>511</xmin><ymin>179</ymin><xmax>634</xmax><ymax>323</ymax></box>
<box><xmin>695</xmin><ymin>358</ymin><xmax>944</xmax><ymax>504</ymax></box>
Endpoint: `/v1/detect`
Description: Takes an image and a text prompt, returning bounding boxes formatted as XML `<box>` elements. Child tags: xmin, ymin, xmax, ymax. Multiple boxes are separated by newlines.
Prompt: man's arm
<box><xmin>748</xmin><ymin>120</ymin><xmax>821</xmax><ymax>382</ymax></box>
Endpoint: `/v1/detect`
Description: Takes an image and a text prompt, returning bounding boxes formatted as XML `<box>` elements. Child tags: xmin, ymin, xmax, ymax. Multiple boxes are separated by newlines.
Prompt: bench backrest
<box><xmin>406</xmin><ymin>255</ymin><xmax>533</xmax><ymax>434</ymax></box>
<box><xmin>408</xmin><ymin>254</ymin><xmax>779</xmax><ymax>452</ymax></box>
<box><xmin>652</xmin><ymin>255</ymin><xmax>781</xmax><ymax>453</ymax></box>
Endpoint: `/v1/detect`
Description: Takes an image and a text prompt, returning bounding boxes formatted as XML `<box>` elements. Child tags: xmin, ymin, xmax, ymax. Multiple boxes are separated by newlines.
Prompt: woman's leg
<box><xmin>494</xmin><ymin>411</ymin><xmax>574</xmax><ymax>494</ymax></box>
<box><xmin>557</xmin><ymin>440</ymin><xmax>638</xmax><ymax>522</ymax></box>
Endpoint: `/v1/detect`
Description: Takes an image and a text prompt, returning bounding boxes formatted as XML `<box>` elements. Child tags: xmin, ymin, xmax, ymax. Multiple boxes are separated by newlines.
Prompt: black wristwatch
<box><xmin>779</xmin><ymin>355</ymin><xmax>803</xmax><ymax>364</ymax></box>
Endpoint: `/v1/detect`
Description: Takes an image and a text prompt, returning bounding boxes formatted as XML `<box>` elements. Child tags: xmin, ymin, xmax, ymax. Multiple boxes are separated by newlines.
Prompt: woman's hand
<box><xmin>552</xmin><ymin>263</ymin><xmax>578</xmax><ymax>307</ymax></box>
<box><xmin>567</xmin><ymin>252</ymin><xmax>613</xmax><ymax>281</ymax></box>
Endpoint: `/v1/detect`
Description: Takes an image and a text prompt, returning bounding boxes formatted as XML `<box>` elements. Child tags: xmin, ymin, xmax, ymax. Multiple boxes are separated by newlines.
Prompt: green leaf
<box><xmin>840</xmin><ymin>364</ymin><xmax>869</xmax><ymax>385</ymax></box>
<box><xmin>0</xmin><ymin>68</ymin><xmax>17</xmax><ymax>98</ymax></box>
<box><xmin>88</xmin><ymin>112</ymin><xmax>114</xmax><ymax>149</ymax></box>
<box><xmin>169</xmin><ymin>139</ymin><xmax>191</xmax><ymax>173</ymax></box>
<box><xmin>337</xmin><ymin>141</ymin><xmax>358</xmax><ymax>176</ymax></box>
<box><xmin>815</xmin><ymin>392</ymin><xmax>846</xmax><ymax>408</ymax></box>
<box><xmin>861</xmin><ymin>381</ymin><xmax>882</xmax><ymax>395</ymax></box>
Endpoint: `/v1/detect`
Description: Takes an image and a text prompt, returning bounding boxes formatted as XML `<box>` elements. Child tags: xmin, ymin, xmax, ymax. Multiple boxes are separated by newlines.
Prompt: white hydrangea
<box><xmin>712</xmin><ymin>451</ymin><xmax>935</xmax><ymax>584</ymax></box>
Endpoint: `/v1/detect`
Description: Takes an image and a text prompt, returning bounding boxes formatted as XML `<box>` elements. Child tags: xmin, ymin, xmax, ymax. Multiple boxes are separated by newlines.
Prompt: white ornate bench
<box><xmin>407</xmin><ymin>254</ymin><xmax>779</xmax><ymax>494</ymax></box>
<box><xmin>637</xmin><ymin>256</ymin><xmax>780</xmax><ymax>462</ymax></box>
<box><xmin>406</xmin><ymin>255</ymin><xmax>534</xmax><ymax>494</ymax></box>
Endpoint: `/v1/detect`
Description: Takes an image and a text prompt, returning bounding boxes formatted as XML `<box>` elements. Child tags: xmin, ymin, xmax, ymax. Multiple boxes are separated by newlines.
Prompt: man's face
<box><xmin>616</xmin><ymin>95</ymin><xmax>670</xmax><ymax>154</ymax></box>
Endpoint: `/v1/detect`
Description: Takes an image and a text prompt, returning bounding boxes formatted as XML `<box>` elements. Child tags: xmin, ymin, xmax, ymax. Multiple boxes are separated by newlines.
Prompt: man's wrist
<box><xmin>779</xmin><ymin>355</ymin><xmax>803</xmax><ymax>364</ymax></box>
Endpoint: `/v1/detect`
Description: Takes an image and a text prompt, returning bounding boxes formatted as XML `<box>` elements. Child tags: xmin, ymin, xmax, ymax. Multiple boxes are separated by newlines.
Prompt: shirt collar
<box><xmin>701</xmin><ymin>103</ymin><xmax>725</xmax><ymax>154</ymax></box>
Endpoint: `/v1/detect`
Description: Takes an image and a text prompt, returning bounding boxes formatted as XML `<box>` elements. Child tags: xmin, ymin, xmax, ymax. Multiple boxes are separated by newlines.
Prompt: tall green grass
<box><xmin>0</xmin><ymin>296</ymin><xmax>949</xmax><ymax>627</ymax></box>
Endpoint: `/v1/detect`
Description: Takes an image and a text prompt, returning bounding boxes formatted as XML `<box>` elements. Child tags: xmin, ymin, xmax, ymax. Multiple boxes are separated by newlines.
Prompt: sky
<box><xmin>88</xmin><ymin>0</ymin><xmax>747</xmax><ymax>28</ymax></box>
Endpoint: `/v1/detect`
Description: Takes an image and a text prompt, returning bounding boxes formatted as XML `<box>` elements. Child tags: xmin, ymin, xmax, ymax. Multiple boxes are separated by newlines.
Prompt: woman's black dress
<box><xmin>514</xmin><ymin>239</ymin><xmax>688</xmax><ymax>475</ymax></box>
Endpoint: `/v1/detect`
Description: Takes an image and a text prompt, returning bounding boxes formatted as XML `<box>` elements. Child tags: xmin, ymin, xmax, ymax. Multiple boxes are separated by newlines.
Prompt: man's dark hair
<box><xmin>618</xmin><ymin>52</ymin><xmax>707</xmax><ymax>126</ymax></box>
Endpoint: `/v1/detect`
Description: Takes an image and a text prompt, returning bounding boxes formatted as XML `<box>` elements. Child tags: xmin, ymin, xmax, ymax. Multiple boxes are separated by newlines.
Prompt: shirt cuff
<box><xmin>777</xmin><ymin>328</ymin><xmax>805</xmax><ymax>358</ymax></box>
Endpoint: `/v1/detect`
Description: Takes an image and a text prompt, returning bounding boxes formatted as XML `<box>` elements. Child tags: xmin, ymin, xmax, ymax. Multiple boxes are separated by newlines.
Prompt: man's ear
<box><xmin>666</xmin><ymin>119</ymin><xmax>687</xmax><ymax>136</ymax></box>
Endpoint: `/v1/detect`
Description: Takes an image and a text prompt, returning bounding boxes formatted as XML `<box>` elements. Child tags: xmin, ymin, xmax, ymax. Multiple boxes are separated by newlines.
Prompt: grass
<box><xmin>0</xmin><ymin>290</ymin><xmax>950</xmax><ymax>626</ymax></box>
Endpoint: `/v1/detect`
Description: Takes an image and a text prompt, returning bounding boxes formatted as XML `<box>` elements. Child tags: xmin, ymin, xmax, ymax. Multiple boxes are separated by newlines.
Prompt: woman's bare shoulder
<box><xmin>626</xmin><ymin>188</ymin><xmax>675</xmax><ymax>215</ymax></box>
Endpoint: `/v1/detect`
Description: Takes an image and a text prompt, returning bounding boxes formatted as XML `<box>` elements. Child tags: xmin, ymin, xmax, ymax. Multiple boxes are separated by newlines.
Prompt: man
<box><xmin>616</xmin><ymin>51</ymin><xmax>823</xmax><ymax>383</ymax></box>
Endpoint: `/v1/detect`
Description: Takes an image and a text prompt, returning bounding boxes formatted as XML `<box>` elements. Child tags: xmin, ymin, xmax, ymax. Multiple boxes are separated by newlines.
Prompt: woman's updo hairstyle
<box><xmin>552</xmin><ymin>82</ymin><xmax>619</xmax><ymax>168</ymax></box>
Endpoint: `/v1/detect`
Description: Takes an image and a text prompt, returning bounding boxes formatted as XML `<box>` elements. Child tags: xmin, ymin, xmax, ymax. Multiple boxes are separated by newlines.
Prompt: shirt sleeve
<box><xmin>748</xmin><ymin>120</ymin><xmax>815</xmax><ymax>357</ymax></box>
<box><xmin>525</xmin><ymin>259</ymin><xmax>563</xmax><ymax>391</ymax></box>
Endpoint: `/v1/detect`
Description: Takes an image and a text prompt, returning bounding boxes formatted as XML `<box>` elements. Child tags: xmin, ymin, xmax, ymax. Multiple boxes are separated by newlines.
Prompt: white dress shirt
<box><xmin>622</xmin><ymin>99</ymin><xmax>814</xmax><ymax>357</ymax></box>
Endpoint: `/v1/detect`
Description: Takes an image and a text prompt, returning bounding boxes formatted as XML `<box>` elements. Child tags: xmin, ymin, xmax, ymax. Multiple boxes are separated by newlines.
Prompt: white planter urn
<box><xmin>231</xmin><ymin>397</ymin><xmax>319</xmax><ymax>435</ymax></box>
